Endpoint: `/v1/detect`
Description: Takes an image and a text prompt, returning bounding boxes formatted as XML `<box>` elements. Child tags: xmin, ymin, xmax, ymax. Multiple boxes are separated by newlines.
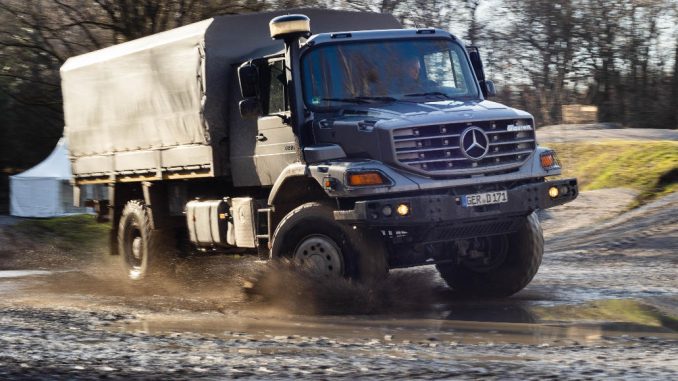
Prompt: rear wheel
<box><xmin>117</xmin><ymin>200</ymin><xmax>174</xmax><ymax>281</ymax></box>
<box><xmin>436</xmin><ymin>213</ymin><xmax>543</xmax><ymax>297</ymax></box>
<box><xmin>270</xmin><ymin>202</ymin><xmax>388</xmax><ymax>282</ymax></box>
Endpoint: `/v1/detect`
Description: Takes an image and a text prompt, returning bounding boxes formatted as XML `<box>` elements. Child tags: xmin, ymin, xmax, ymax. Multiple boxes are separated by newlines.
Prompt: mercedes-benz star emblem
<box><xmin>460</xmin><ymin>126</ymin><xmax>490</xmax><ymax>160</ymax></box>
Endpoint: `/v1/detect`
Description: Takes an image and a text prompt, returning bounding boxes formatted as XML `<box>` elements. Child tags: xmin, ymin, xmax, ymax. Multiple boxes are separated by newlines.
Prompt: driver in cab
<box><xmin>398</xmin><ymin>55</ymin><xmax>436</xmax><ymax>95</ymax></box>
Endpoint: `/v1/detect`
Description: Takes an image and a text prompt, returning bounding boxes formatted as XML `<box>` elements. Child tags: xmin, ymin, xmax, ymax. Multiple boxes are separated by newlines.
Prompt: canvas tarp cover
<box><xmin>61</xmin><ymin>20</ymin><xmax>212</xmax><ymax>158</ymax></box>
<box><xmin>61</xmin><ymin>9</ymin><xmax>401</xmax><ymax>173</ymax></box>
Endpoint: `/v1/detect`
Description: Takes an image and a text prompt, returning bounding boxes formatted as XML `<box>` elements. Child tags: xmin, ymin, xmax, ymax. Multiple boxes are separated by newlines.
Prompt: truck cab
<box><xmin>224</xmin><ymin>15</ymin><xmax>577</xmax><ymax>296</ymax></box>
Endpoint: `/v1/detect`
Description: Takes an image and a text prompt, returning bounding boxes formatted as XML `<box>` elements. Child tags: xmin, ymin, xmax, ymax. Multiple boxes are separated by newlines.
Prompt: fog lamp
<box><xmin>396</xmin><ymin>203</ymin><xmax>410</xmax><ymax>216</ymax></box>
<box><xmin>382</xmin><ymin>205</ymin><xmax>393</xmax><ymax>217</ymax></box>
<box><xmin>548</xmin><ymin>186</ymin><xmax>559</xmax><ymax>198</ymax></box>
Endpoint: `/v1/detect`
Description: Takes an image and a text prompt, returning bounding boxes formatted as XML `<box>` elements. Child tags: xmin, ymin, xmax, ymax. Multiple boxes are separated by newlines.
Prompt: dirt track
<box><xmin>0</xmin><ymin>126</ymin><xmax>676</xmax><ymax>380</ymax></box>
<box><xmin>537</xmin><ymin>123</ymin><xmax>678</xmax><ymax>143</ymax></box>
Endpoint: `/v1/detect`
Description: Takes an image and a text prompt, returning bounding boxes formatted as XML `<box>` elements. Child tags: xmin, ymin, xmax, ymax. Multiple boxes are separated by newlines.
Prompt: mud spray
<box><xmin>3</xmin><ymin>217</ymin><xmax>446</xmax><ymax>316</ymax></box>
<box><xmin>242</xmin><ymin>260</ymin><xmax>445</xmax><ymax>315</ymax></box>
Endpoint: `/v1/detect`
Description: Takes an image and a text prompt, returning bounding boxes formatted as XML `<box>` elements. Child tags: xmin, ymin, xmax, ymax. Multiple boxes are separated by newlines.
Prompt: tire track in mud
<box><xmin>545</xmin><ymin>192</ymin><xmax>678</xmax><ymax>253</ymax></box>
<box><xmin>534</xmin><ymin>191</ymin><xmax>678</xmax><ymax>308</ymax></box>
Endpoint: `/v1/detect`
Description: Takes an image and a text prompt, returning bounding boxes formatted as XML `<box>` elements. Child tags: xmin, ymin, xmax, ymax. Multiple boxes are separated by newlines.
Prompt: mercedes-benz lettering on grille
<box><xmin>392</xmin><ymin>119</ymin><xmax>536</xmax><ymax>175</ymax></box>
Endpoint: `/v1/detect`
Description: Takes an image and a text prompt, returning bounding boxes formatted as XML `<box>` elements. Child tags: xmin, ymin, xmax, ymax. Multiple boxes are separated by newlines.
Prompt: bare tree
<box><xmin>0</xmin><ymin>0</ymin><xmax>269</xmax><ymax>170</ymax></box>
<box><xmin>485</xmin><ymin>1</ymin><xmax>578</xmax><ymax>125</ymax></box>
<box><xmin>1</xmin><ymin>0</ymin><xmax>676</xmax><ymax>175</ymax></box>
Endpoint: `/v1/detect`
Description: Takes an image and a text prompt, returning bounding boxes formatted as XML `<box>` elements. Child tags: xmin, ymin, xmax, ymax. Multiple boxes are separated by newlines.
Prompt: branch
<box><xmin>0</xmin><ymin>73</ymin><xmax>59</xmax><ymax>88</ymax></box>
<box><xmin>53</xmin><ymin>0</ymin><xmax>106</xmax><ymax>49</ymax></box>
<box><xmin>0</xmin><ymin>41</ymin><xmax>65</xmax><ymax>63</ymax></box>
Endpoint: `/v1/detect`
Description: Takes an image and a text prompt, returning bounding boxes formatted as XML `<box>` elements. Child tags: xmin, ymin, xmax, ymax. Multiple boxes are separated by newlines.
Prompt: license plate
<box><xmin>462</xmin><ymin>190</ymin><xmax>508</xmax><ymax>207</ymax></box>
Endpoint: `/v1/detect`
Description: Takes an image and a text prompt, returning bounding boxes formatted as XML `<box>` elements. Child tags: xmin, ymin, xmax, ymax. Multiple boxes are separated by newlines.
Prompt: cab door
<box><xmin>252</xmin><ymin>59</ymin><xmax>298</xmax><ymax>185</ymax></box>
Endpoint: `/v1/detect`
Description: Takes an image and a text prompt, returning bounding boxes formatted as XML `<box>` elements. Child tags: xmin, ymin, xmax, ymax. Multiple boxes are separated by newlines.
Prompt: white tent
<box><xmin>9</xmin><ymin>138</ymin><xmax>86</xmax><ymax>217</ymax></box>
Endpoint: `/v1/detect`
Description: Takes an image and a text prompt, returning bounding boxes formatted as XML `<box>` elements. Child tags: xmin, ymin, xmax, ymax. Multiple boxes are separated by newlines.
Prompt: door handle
<box><xmin>256</xmin><ymin>133</ymin><xmax>267</xmax><ymax>142</ymax></box>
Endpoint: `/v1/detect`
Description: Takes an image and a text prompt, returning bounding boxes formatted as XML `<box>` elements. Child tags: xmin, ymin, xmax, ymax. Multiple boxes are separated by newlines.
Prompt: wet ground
<box><xmin>0</xmin><ymin>188</ymin><xmax>676</xmax><ymax>379</ymax></box>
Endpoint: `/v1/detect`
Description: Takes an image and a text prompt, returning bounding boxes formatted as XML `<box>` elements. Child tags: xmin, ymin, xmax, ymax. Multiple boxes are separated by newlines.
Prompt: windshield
<box><xmin>301</xmin><ymin>38</ymin><xmax>479</xmax><ymax>110</ymax></box>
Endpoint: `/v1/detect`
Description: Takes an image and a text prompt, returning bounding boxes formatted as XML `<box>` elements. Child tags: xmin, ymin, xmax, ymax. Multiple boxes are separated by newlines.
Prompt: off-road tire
<box><xmin>436</xmin><ymin>212</ymin><xmax>544</xmax><ymax>297</ymax></box>
<box><xmin>117</xmin><ymin>200</ymin><xmax>175</xmax><ymax>281</ymax></box>
<box><xmin>270</xmin><ymin>202</ymin><xmax>388</xmax><ymax>282</ymax></box>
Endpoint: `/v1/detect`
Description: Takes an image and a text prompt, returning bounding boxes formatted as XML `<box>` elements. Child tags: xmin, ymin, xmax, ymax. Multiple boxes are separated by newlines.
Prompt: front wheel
<box><xmin>270</xmin><ymin>202</ymin><xmax>388</xmax><ymax>282</ymax></box>
<box><xmin>436</xmin><ymin>213</ymin><xmax>544</xmax><ymax>297</ymax></box>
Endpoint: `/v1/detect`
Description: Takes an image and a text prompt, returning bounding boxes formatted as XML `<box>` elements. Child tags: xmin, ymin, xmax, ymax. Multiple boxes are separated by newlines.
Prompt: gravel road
<box><xmin>1</xmin><ymin>188</ymin><xmax>676</xmax><ymax>380</ymax></box>
<box><xmin>2</xmin><ymin>121</ymin><xmax>678</xmax><ymax>380</ymax></box>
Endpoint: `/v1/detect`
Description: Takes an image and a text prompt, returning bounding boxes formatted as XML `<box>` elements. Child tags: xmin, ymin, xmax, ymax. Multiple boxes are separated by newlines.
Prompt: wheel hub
<box><xmin>131</xmin><ymin>236</ymin><xmax>143</xmax><ymax>260</ymax></box>
<box><xmin>293</xmin><ymin>235</ymin><xmax>343</xmax><ymax>276</ymax></box>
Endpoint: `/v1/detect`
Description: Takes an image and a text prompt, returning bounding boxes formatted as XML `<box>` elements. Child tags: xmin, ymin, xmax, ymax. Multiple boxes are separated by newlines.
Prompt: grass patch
<box><xmin>13</xmin><ymin>214</ymin><xmax>109</xmax><ymax>252</ymax></box>
<box><xmin>549</xmin><ymin>140</ymin><xmax>678</xmax><ymax>207</ymax></box>
<box><xmin>535</xmin><ymin>299</ymin><xmax>678</xmax><ymax>330</ymax></box>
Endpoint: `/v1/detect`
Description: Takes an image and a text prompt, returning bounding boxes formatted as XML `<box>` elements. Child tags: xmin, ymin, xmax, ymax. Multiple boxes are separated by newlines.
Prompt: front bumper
<box><xmin>334</xmin><ymin>178</ymin><xmax>578</xmax><ymax>226</ymax></box>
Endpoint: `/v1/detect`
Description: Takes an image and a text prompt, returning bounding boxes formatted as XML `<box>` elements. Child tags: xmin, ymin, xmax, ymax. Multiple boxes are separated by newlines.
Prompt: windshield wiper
<box><xmin>320</xmin><ymin>96</ymin><xmax>397</xmax><ymax>104</ymax></box>
<box><xmin>320</xmin><ymin>97</ymin><xmax>369</xmax><ymax>104</ymax></box>
<box><xmin>403</xmin><ymin>91</ymin><xmax>453</xmax><ymax>99</ymax></box>
<box><xmin>356</xmin><ymin>96</ymin><xmax>398</xmax><ymax>102</ymax></box>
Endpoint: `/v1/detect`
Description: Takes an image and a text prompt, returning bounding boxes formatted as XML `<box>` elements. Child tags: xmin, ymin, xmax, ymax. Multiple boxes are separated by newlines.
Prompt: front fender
<box><xmin>267</xmin><ymin>163</ymin><xmax>309</xmax><ymax>206</ymax></box>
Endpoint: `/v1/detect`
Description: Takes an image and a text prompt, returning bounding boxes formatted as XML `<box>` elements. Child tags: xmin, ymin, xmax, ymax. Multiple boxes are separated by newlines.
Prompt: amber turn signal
<box><xmin>347</xmin><ymin>172</ymin><xmax>385</xmax><ymax>186</ymax></box>
<box><xmin>540</xmin><ymin>153</ymin><xmax>555</xmax><ymax>168</ymax></box>
<box><xmin>323</xmin><ymin>177</ymin><xmax>337</xmax><ymax>190</ymax></box>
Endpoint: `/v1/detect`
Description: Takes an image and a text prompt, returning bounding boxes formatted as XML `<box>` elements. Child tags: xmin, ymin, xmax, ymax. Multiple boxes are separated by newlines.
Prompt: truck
<box><xmin>61</xmin><ymin>9</ymin><xmax>578</xmax><ymax>297</ymax></box>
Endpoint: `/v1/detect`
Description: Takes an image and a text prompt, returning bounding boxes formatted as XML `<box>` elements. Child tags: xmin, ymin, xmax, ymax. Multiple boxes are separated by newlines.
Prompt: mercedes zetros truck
<box><xmin>62</xmin><ymin>9</ymin><xmax>577</xmax><ymax>296</ymax></box>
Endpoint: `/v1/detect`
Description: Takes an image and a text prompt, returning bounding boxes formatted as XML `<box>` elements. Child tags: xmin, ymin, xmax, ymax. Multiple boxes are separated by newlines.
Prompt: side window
<box><xmin>423</xmin><ymin>51</ymin><xmax>467</xmax><ymax>91</ymax></box>
<box><xmin>262</xmin><ymin>59</ymin><xmax>287</xmax><ymax>114</ymax></box>
<box><xmin>424</xmin><ymin>52</ymin><xmax>454</xmax><ymax>87</ymax></box>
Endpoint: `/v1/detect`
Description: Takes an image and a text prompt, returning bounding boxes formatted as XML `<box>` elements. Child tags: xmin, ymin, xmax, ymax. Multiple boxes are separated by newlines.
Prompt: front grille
<box><xmin>392</xmin><ymin>119</ymin><xmax>536</xmax><ymax>176</ymax></box>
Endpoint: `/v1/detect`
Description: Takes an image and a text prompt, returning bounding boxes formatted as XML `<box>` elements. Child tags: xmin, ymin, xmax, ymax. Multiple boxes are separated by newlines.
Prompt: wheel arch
<box><xmin>268</xmin><ymin>163</ymin><xmax>331</xmax><ymax>232</ymax></box>
<box><xmin>270</xmin><ymin>201</ymin><xmax>388</xmax><ymax>280</ymax></box>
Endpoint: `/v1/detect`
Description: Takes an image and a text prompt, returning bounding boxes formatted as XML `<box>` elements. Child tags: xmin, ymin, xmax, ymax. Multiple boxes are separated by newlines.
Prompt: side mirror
<box><xmin>467</xmin><ymin>47</ymin><xmax>485</xmax><ymax>82</ymax></box>
<box><xmin>238</xmin><ymin>63</ymin><xmax>259</xmax><ymax>99</ymax></box>
<box><xmin>484</xmin><ymin>80</ymin><xmax>496</xmax><ymax>97</ymax></box>
<box><xmin>467</xmin><ymin>46</ymin><xmax>490</xmax><ymax>98</ymax></box>
<box><xmin>239</xmin><ymin>98</ymin><xmax>262</xmax><ymax>119</ymax></box>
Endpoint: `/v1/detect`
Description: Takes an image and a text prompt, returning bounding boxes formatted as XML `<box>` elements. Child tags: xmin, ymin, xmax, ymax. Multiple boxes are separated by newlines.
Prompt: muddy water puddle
<box><xmin>1</xmin><ymin>250</ymin><xmax>676</xmax><ymax>352</ymax></box>
<box><xmin>0</xmin><ymin>270</ymin><xmax>52</xmax><ymax>278</ymax></box>
<box><xmin>0</xmin><ymin>270</ymin><xmax>54</xmax><ymax>295</ymax></box>
<box><xmin>103</xmin><ymin>269</ymin><xmax>677</xmax><ymax>348</ymax></box>
<box><xmin>4</xmin><ymin>265</ymin><xmax>676</xmax><ymax>341</ymax></box>
<box><xmin>111</xmin><ymin>306</ymin><xmax>677</xmax><ymax>348</ymax></box>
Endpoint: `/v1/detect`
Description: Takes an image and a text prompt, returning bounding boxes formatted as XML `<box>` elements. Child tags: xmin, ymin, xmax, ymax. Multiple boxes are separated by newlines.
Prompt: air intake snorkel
<box><xmin>269</xmin><ymin>14</ymin><xmax>311</xmax><ymax>136</ymax></box>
